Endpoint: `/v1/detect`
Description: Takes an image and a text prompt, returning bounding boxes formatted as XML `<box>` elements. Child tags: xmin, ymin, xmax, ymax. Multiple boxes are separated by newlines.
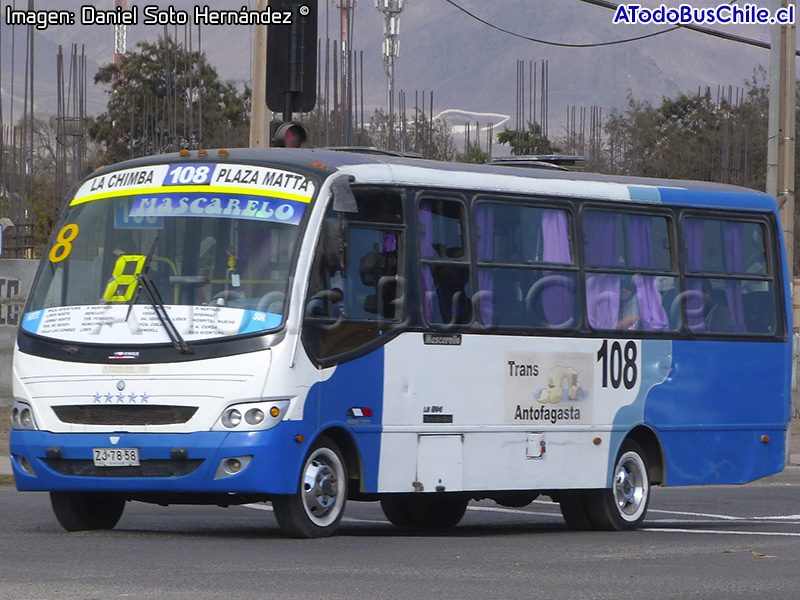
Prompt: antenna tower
<box><xmin>376</xmin><ymin>0</ymin><xmax>405</xmax><ymax>147</ymax></box>
<box><xmin>114</xmin><ymin>0</ymin><xmax>128</xmax><ymax>86</ymax></box>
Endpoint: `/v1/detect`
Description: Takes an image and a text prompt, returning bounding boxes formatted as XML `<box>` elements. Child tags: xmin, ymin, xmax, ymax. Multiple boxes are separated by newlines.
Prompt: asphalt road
<box><xmin>1</xmin><ymin>468</ymin><xmax>799</xmax><ymax>600</ymax></box>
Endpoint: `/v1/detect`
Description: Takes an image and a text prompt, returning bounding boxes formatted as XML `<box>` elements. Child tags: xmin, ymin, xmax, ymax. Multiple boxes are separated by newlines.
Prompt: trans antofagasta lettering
<box><xmin>514</xmin><ymin>404</ymin><xmax>581</xmax><ymax>424</ymax></box>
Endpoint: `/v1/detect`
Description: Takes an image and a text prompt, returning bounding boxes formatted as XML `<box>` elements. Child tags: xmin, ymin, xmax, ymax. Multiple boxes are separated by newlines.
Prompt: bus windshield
<box><xmin>23</xmin><ymin>162</ymin><xmax>315</xmax><ymax>345</ymax></box>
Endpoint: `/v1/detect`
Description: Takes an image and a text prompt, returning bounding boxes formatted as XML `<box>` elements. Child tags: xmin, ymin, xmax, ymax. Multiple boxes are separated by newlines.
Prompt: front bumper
<box><xmin>9</xmin><ymin>428</ymin><xmax>297</xmax><ymax>495</ymax></box>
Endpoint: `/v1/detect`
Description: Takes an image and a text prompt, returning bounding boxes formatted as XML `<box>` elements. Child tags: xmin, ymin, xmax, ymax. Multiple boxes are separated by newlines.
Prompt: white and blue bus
<box><xmin>10</xmin><ymin>148</ymin><xmax>792</xmax><ymax>537</ymax></box>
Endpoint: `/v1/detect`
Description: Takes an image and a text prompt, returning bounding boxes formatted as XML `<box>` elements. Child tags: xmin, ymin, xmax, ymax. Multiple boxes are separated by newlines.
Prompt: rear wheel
<box><xmin>407</xmin><ymin>494</ymin><xmax>468</xmax><ymax>529</ymax></box>
<box><xmin>587</xmin><ymin>440</ymin><xmax>650</xmax><ymax>530</ymax></box>
<box><xmin>557</xmin><ymin>491</ymin><xmax>596</xmax><ymax>531</ymax></box>
<box><xmin>380</xmin><ymin>496</ymin><xmax>417</xmax><ymax>528</ymax></box>
<box><xmin>272</xmin><ymin>436</ymin><xmax>347</xmax><ymax>538</ymax></box>
<box><xmin>50</xmin><ymin>492</ymin><xmax>125</xmax><ymax>531</ymax></box>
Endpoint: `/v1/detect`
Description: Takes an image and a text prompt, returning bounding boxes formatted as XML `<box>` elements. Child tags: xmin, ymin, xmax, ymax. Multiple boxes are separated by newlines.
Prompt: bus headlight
<box><xmin>214</xmin><ymin>400</ymin><xmax>290</xmax><ymax>432</ymax></box>
<box><xmin>245</xmin><ymin>408</ymin><xmax>265</xmax><ymax>425</ymax></box>
<box><xmin>11</xmin><ymin>401</ymin><xmax>38</xmax><ymax>431</ymax></box>
<box><xmin>221</xmin><ymin>409</ymin><xmax>242</xmax><ymax>429</ymax></box>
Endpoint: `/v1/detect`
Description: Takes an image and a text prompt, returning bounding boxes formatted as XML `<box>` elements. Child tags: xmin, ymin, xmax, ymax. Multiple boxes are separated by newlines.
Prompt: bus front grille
<box><xmin>43</xmin><ymin>459</ymin><xmax>204</xmax><ymax>478</ymax></box>
<box><xmin>52</xmin><ymin>405</ymin><xmax>198</xmax><ymax>426</ymax></box>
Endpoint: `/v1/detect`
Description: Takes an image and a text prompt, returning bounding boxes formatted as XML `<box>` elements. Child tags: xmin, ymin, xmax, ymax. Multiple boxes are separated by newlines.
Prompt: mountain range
<box><xmin>0</xmin><ymin>0</ymin><xmax>788</xmax><ymax>145</ymax></box>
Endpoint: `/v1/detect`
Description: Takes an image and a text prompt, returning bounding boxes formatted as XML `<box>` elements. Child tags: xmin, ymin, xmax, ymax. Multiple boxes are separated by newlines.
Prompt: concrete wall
<box><xmin>0</xmin><ymin>259</ymin><xmax>38</xmax><ymax>406</ymax></box>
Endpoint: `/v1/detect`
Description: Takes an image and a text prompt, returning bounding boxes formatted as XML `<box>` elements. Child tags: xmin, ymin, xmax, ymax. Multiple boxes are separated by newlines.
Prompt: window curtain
<box><xmin>238</xmin><ymin>229</ymin><xmax>271</xmax><ymax>281</ymax></box>
<box><xmin>684</xmin><ymin>220</ymin><xmax>706</xmax><ymax>333</ymax></box>
<box><xmin>723</xmin><ymin>222</ymin><xmax>746</xmax><ymax>332</ymax></box>
<box><xmin>584</xmin><ymin>212</ymin><xmax>620</xmax><ymax>329</ymax></box>
<box><xmin>541</xmin><ymin>209</ymin><xmax>574</xmax><ymax>327</ymax></box>
<box><xmin>629</xmin><ymin>216</ymin><xmax>669</xmax><ymax>330</ymax></box>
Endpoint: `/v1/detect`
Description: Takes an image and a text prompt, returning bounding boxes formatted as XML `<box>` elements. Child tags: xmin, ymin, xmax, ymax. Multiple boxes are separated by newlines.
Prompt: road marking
<box><xmin>468</xmin><ymin>505</ymin><xmax>562</xmax><ymax>518</ymax></box>
<box><xmin>242</xmin><ymin>502</ymin><xmax>389</xmax><ymax>525</ymax></box>
<box><xmin>242</xmin><ymin>501</ymin><xmax>800</xmax><ymax>533</ymax></box>
<box><xmin>643</xmin><ymin>528</ymin><xmax>800</xmax><ymax>538</ymax></box>
<box><xmin>649</xmin><ymin>509</ymin><xmax>741</xmax><ymax>521</ymax></box>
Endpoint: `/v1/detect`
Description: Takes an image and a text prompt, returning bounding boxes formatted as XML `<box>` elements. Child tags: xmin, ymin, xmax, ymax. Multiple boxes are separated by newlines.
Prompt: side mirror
<box><xmin>331</xmin><ymin>175</ymin><xmax>358</xmax><ymax>213</ymax></box>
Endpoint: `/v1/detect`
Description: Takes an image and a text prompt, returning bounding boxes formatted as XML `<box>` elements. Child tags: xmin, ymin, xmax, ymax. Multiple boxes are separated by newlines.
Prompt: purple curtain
<box><xmin>418</xmin><ymin>201</ymin><xmax>435</xmax><ymax>322</ymax></box>
<box><xmin>541</xmin><ymin>209</ymin><xmax>573</xmax><ymax>326</ymax></box>
<box><xmin>238</xmin><ymin>229</ymin><xmax>271</xmax><ymax>281</ymax></box>
<box><xmin>723</xmin><ymin>223</ymin><xmax>746</xmax><ymax>332</ymax></box>
<box><xmin>684</xmin><ymin>220</ymin><xmax>706</xmax><ymax>333</ymax></box>
<box><xmin>475</xmin><ymin>206</ymin><xmax>494</xmax><ymax>324</ymax></box>
<box><xmin>629</xmin><ymin>216</ymin><xmax>669</xmax><ymax>330</ymax></box>
<box><xmin>584</xmin><ymin>212</ymin><xmax>620</xmax><ymax>328</ymax></box>
<box><xmin>382</xmin><ymin>232</ymin><xmax>397</xmax><ymax>253</ymax></box>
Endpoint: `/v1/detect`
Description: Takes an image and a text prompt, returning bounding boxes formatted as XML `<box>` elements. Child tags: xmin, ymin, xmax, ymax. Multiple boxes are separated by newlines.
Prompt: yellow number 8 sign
<box><xmin>49</xmin><ymin>224</ymin><xmax>80</xmax><ymax>263</ymax></box>
<box><xmin>103</xmin><ymin>254</ymin><xmax>146</xmax><ymax>302</ymax></box>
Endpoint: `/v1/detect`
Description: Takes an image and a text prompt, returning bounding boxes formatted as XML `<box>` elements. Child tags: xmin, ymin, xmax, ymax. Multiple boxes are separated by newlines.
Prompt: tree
<box><xmin>602</xmin><ymin>76</ymin><xmax>770</xmax><ymax>191</ymax></box>
<box><xmin>457</xmin><ymin>141</ymin><xmax>489</xmax><ymax>164</ymax></box>
<box><xmin>88</xmin><ymin>37</ymin><xmax>250</xmax><ymax>162</ymax></box>
<box><xmin>365</xmin><ymin>109</ymin><xmax>456</xmax><ymax>160</ymax></box>
<box><xmin>498</xmin><ymin>121</ymin><xmax>560</xmax><ymax>155</ymax></box>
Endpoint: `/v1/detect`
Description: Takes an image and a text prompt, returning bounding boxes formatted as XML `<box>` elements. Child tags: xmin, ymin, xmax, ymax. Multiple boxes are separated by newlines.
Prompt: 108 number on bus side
<box><xmin>597</xmin><ymin>339</ymin><xmax>638</xmax><ymax>390</ymax></box>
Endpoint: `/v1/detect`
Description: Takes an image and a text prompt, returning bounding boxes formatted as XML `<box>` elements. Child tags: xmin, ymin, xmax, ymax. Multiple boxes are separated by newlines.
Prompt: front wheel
<box><xmin>587</xmin><ymin>440</ymin><xmax>650</xmax><ymax>530</ymax></box>
<box><xmin>272</xmin><ymin>436</ymin><xmax>347</xmax><ymax>538</ymax></box>
<box><xmin>50</xmin><ymin>492</ymin><xmax>125</xmax><ymax>531</ymax></box>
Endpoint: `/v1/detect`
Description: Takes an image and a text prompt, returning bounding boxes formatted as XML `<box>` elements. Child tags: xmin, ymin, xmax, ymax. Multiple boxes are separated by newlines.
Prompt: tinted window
<box><xmin>419</xmin><ymin>199</ymin><xmax>472</xmax><ymax>325</ymax></box>
<box><xmin>682</xmin><ymin>217</ymin><xmax>774</xmax><ymax>335</ymax></box>
<box><xmin>473</xmin><ymin>202</ymin><xmax>578</xmax><ymax>329</ymax></box>
<box><xmin>583</xmin><ymin>210</ymin><xmax>676</xmax><ymax>332</ymax></box>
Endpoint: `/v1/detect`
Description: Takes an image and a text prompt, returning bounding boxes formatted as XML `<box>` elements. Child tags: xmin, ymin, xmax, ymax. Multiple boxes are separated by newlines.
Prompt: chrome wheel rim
<box><xmin>612</xmin><ymin>450</ymin><xmax>648</xmax><ymax>522</ymax></box>
<box><xmin>301</xmin><ymin>447</ymin><xmax>344</xmax><ymax>527</ymax></box>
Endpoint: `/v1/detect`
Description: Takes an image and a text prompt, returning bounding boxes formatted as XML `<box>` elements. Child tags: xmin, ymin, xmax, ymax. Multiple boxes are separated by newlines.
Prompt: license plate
<box><xmin>93</xmin><ymin>447</ymin><xmax>140</xmax><ymax>467</ymax></box>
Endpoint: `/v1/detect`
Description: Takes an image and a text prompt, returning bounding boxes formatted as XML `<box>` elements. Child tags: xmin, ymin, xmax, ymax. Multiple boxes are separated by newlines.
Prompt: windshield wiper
<box><xmin>138</xmin><ymin>270</ymin><xmax>192</xmax><ymax>354</ymax></box>
<box><xmin>126</xmin><ymin>237</ymin><xmax>192</xmax><ymax>355</ymax></box>
<box><xmin>126</xmin><ymin>236</ymin><xmax>159</xmax><ymax>321</ymax></box>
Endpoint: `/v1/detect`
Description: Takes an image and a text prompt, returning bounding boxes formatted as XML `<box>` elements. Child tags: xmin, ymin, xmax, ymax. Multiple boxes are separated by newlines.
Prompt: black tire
<box><xmin>557</xmin><ymin>491</ymin><xmax>596</xmax><ymax>531</ymax></box>
<box><xmin>50</xmin><ymin>492</ymin><xmax>125</xmax><ymax>531</ymax></box>
<box><xmin>272</xmin><ymin>436</ymin><xmax>347</xmax><ymax>538</ymax></box>
<box><xmin>380</xmin><ymin>495</ymin><xmax>417</xmax><ymax>528</ymax></box>
<box><xmin>586</xmin><ymin>440</ymin><xmax>650</xmax><ymax>531</ymax></box>
<box><xmin>405</xmin><ymin>494</ymin><xmax>469</xmax><ymax>529</ymax></box>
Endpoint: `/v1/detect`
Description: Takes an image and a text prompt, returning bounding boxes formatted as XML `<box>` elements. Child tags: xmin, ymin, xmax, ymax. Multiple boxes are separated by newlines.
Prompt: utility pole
<box><xmin>337</xmin><ymin>0</ymin><xmax>356</xmax><ymax>145</ymax></box>
<box><xmin>250</xmin><ymin>0</ymin><xmax>272</xmax><ymax>147</ymax></box>
<box><xmin>767</xmin><ymin>0</ymin><xmax>796</xmax><ymax>284</ymax></box>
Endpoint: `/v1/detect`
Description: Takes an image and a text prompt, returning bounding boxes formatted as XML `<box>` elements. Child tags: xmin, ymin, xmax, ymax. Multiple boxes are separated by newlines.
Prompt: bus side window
<box><xmin>683</xmin><ymin>217</ymin><xmax>775</xmax><ymax>335</ymax></box>
<box><xmin>419</xmin><ymin>199</ymin><xmax>472</xmax><ymax>326</ymax></box>
<box><xmin>583</xmin><ymin>210</ymin><xmax>676</xmax><ymax>332</ymax></box>
<box><xmin>473</xmin><ymin>201</ymin><xmax>578</xmax><ymax>330</ymax></box>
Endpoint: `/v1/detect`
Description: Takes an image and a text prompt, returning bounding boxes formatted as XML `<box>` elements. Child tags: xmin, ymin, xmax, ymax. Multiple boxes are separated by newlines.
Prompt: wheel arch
<box><xmin>316</xmin><ymin>426</ymin><xmax>365</xmax><ymax>495</ymax></box>
<box><xmin>625</xmin><ymin>425</ymin><xmax>665</xmax><ymax>486</ymax></box>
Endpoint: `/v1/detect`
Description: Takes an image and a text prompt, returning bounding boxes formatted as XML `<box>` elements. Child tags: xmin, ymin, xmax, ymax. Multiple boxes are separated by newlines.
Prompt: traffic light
<box><xmin>270</xmin><ymin>121</ymin><xmax>307</xmax><ymax>148</ymax></box>
<box><xmin>266</xmin><ymin>1</ymin><xmax>317</xmax><ymax>115</ymax></box>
